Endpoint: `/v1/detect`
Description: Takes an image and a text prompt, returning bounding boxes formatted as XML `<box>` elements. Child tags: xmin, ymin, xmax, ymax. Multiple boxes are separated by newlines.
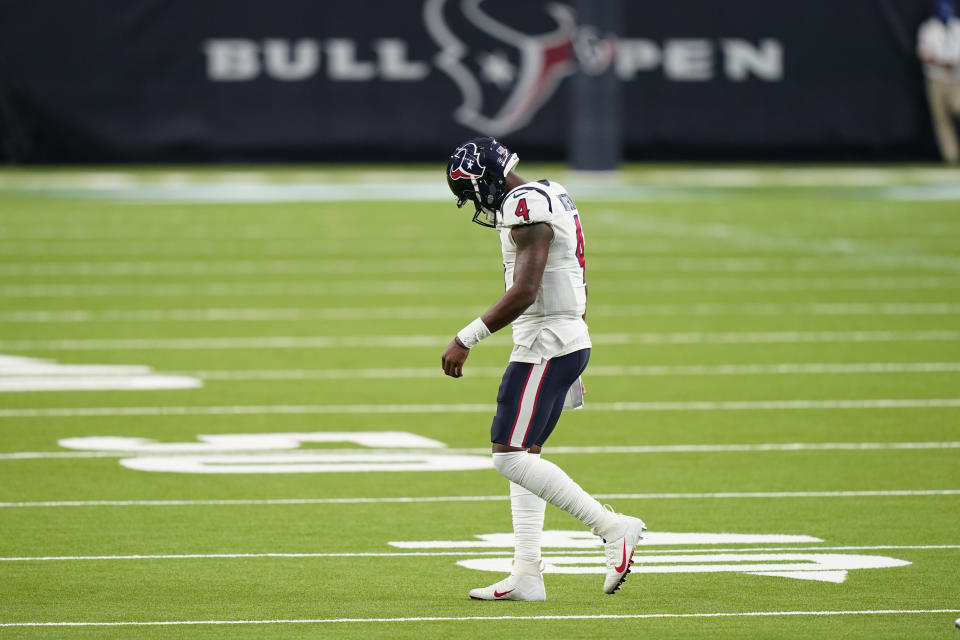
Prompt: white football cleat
<box><xmin>468</xmin><ymin>573</ymin><xmax>546</xmax><ymax>601</ymax></box>
<box><xmin>599</xmin><ymin>514</ymin><xmax>646</xmax><ymax>594</ymax></box>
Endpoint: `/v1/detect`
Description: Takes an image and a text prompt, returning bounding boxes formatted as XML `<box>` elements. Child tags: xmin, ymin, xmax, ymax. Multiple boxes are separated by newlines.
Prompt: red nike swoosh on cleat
<box><xmin>614</xmin><ymin>540</ymin><xmax>628</xmax><ymax>573</ymax></box>
<box><xmin>494</xmin><ymin>589</ymin><xmax>515</xmax><ymax>598</ymax></box>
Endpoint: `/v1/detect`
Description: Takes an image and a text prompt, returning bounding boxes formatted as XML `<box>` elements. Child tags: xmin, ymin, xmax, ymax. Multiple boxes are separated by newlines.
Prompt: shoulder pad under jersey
<box><xmin>499</xmin><ymin>185</ymin><xmax>554</xmax><ymax>228</ymax></box>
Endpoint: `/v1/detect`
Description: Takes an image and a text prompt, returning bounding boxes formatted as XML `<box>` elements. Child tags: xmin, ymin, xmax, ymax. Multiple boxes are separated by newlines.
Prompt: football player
<box><xmin>442</xmin><ymin>137</ymin><xmax>645</xmax><ymax>600</ymax></box>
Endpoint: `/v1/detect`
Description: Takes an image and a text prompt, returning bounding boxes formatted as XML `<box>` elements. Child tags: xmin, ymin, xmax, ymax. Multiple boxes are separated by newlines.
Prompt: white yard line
<box><xmin>1</xmin><ymin>276</ymin><xmax>958</xmax><ymax>298</ymax></box>
<box><xmin>0</xmin><ymin>239</ymin><xmax>678</xmax><ymax>258</ymax></box>
<box><xmin>1</xmin><ymin>255</ymin><xmax>958</xmax><ymax>276</ymax></box>
<box><xmin>1</xmin><ymin>489</ymin><xmax>958</xmax><ymax>508</ymax></box>
<box><xmin>183</xmin><ymin>362</ymin><xmax>960</xmax><ymax>381</ymax></box>
<box><xmin>2</xmin><ymin>398</ymin><xmax>959</xmax><ymax>418</ymax></box>
<box><xmin>0</xmin><ymin>551</ymin><xmax>568</xmax><ymax>562</ymax></box>
<box><xmin>0</xmin><ymin>307</ymin><xmax>477</xmax><ymax>323</ymax></box>
<box><xmin>3</xmin><ymin>545</ymin><xmax>959</xmax><ymax>562</ymax></box>
<box><xmin>1</xmin><ymin>609</ymin><xmax>957</xmax><ymax>627</ymax></box>
<box><xmin>0</xmin><ymin>281</ymin><xmax>452</xmax><ymax>298</ymax></box>
<box><xmin>547</xmin><ymin>442</ymin><xmax>960</xmax><ymax>454</ymax></box>
<box><xmin>3</xmin><ymin>302</ymin><xmax>959</xmax><ymax>324</ymax></box>
<box><xmin>0</xmin><ymin>259</ymin><xmax>492</xmax><ymax>277</ymax></box>
<box><xmin>2</xmin><ymin>330</ymin><xmax>960</xmax><ymax>351</ymax></box>
<box><xmin>3</xmin><ymin>442</ymin><xmax>959</xmax><ymax>461</ymax></box>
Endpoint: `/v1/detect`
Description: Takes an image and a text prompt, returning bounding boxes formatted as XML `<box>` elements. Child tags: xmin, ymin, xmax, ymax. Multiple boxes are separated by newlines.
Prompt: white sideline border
<box><xmin>1</xmin><ymin>608</ymin><xmax>958</xmax><ymax>627</ymax></box>
<box><xmin>2</xmin><ymin>489</ymin><xmax>958</xmax><ymax>509</ymax></box>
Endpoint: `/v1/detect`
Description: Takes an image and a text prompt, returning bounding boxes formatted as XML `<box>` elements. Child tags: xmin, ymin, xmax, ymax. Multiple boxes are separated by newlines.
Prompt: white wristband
<box><xmin>456</xmin><ymin>317</ymin><xmax>491</xmax><ymax>349</ymax></box>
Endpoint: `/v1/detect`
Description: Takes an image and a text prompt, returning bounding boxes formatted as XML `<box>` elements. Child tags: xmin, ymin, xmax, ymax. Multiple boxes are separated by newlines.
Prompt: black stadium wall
<box><xmin>0</xmin><ymin>0</ymin><xmax>938</xmax><ymax>163</ymax></box>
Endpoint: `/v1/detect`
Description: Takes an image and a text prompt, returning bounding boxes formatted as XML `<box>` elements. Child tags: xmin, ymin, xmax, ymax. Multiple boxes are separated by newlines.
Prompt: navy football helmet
<box><xmin>446</xmin><ymin>137</ymin><xmax>519</xmax><ymax>227</ymax></box>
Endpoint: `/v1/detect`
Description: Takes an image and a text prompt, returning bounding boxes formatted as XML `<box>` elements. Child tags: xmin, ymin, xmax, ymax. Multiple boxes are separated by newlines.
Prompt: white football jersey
<box><xmin>917</xmin><ymin>16</ymin><xmax>960</xmax><ymax>80</ymax></box>
<box><xmin>496</xmin><ymin>179</ymin><xmax>591</xmax><ymax>363</ymax></box>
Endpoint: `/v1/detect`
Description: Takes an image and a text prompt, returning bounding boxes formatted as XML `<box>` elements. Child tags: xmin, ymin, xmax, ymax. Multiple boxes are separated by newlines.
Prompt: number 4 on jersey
<box><xmin>514</xmin><ymin>198</ymin><xmax>530</xmax><ymax>221</ymax></box>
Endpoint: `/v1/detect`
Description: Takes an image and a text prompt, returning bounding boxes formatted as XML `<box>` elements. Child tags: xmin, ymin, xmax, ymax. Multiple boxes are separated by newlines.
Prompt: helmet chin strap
<box><xmin>504</xmin><ymin>153</ymin><xmax>520</xmax><ymax>177</ymax></box>
<box><xmin>469</xmin><ymin>152</ymin><xmax>521</xmax><ymax>226</ymax></box>
<box><xmin>486</xmin><ymin>154</ymin><xmax>521</xmax><ymax>224</ymax></box>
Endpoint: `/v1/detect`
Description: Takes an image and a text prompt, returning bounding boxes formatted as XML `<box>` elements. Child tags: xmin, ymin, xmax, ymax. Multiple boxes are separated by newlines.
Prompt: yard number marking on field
<box><xmin>392</xmin><ymin>530</ymin><xmax>913</xmax><ymax>584</ymax></box>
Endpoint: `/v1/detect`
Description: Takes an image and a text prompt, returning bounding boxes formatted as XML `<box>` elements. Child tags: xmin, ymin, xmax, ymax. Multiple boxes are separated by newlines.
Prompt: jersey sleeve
<box><xmin>499</xmin><ymin>186</ymin><xmax>554</xmax><ymax>228</ymax></box>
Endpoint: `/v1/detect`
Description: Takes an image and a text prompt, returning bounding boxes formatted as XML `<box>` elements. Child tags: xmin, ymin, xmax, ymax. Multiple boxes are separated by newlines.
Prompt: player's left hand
<box><xmin>442</xmin><ymin>339</ymin><xmax>470</xmax><ymax>378</ymax></box>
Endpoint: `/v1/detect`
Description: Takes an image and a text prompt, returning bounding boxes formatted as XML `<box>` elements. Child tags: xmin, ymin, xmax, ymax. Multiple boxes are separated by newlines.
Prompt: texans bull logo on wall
<box><xmin>424</xmin><ymin>0</ymin><xmax>615</xmax><ymax>135</ymax></box>
<box><xmin>203</xmin><ymin>1</ymin><xmax>618</xmax><ymax>137</ymax></box>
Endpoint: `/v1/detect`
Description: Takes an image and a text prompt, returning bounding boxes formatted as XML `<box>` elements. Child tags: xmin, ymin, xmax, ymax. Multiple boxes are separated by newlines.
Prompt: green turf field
<box><xmin>0</xmin><ymin>165</ymin><xmax>959</xmax><ymax>638</ymax></box>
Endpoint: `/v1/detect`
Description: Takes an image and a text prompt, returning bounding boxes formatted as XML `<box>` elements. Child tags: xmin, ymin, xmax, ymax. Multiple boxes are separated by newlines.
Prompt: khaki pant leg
<box><xmin>948</xmin><ymin>80</ymin><xmax>960</xmax><ymax>114</ymax></box>
<box><xmin>926</xmin><ymin>78</ymin><xmax>959</xmax><ymax>163</ymax></box>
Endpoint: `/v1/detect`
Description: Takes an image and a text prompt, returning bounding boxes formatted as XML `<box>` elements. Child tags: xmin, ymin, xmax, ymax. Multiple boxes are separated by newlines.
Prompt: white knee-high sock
<box><xmin>493</xmin><ymin>452</ymin><xmax>621</xmax><ymax>539</ymax></box>
<box><xmin>510</xmin><ymin>454</ymin><xmax>545</xmax><ymax>577</ymax></box>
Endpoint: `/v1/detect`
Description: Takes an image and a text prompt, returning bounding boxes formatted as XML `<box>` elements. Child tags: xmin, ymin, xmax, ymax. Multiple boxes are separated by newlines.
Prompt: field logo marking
<box><xmin>0</xmin><ymin>354</ymin><xmax>200</xmax><ymax>392</ymax></box>
<box><xmin>57</xmin><ymin>432</ymin><xmax>493</xmax><ymax>474</ymax></box>
<box><xmin>391</xmin><ymin>530</ymin><xmax>911</xmax><ymax>583</ymax></box>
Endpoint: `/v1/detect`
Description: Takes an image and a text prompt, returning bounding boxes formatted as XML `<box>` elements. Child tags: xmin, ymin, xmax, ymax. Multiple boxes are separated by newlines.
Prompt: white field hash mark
<box><xmin>3</xmin><ymin>399</ymin><xmax>960</xmax><ymax>418</ymax></box>
<box><xmin>1</xmin><ymin>609</ymin><xmax>958</xmax><ymax>627</ymax></box>
<box><xmin>2</xmin><ymin>489</ymin><xmax>959</xmax><ymax>508</ymax></box>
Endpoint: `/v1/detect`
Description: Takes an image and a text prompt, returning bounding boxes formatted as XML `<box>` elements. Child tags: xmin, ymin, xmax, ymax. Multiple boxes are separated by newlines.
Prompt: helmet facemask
<box><xmin>453</xmin><ymin>177</ymin><xmax>497</xmax><ymax>229</ymax></box>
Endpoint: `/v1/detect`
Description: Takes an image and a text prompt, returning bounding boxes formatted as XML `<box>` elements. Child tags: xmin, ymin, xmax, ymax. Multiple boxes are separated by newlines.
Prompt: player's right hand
<box><xmin>441</xmin><ymin>339</ymin><xmax>470</xmax><ymax>378</ymax></box>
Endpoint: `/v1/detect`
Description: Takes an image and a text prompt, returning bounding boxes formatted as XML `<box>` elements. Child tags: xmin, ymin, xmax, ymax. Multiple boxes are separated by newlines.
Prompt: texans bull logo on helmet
<box><xmin>449</xmin><ymin>143</ymin><xmax>485</xmax><ymax>181</ymax></box>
